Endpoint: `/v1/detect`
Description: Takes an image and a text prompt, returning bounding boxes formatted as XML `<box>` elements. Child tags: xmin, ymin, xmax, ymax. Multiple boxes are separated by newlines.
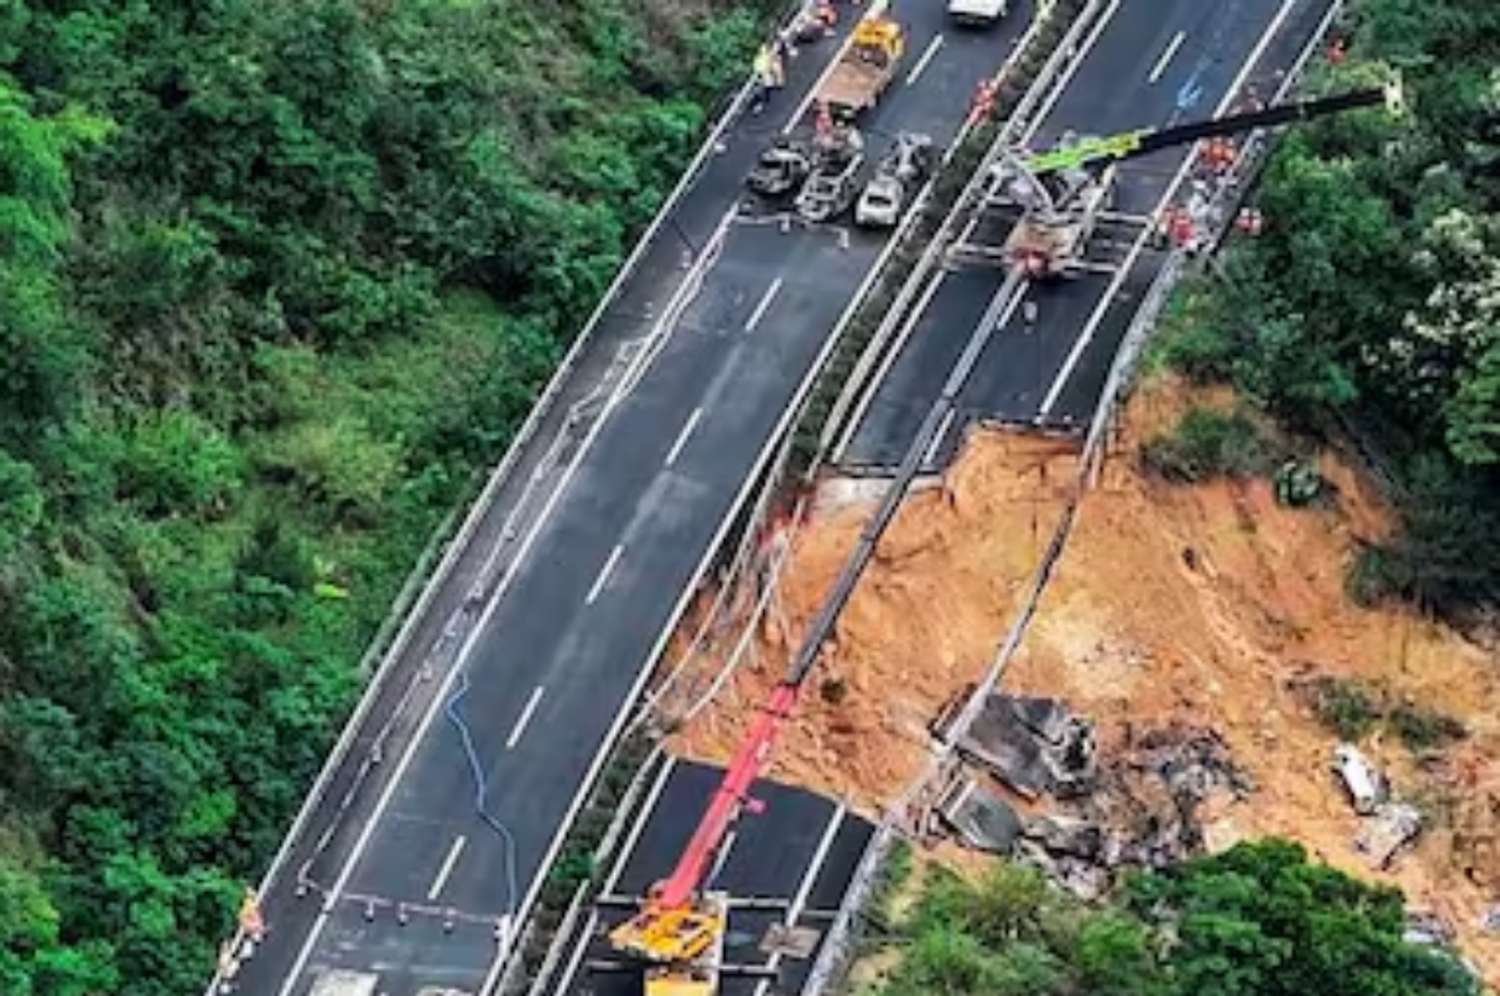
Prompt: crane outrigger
<box><xmin>599</xmin><ymin>74</ymin><xmax>1405</xmax><ymax>996</ymax></box>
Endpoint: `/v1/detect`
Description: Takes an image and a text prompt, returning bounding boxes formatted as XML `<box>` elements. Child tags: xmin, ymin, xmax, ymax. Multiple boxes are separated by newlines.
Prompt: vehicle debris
<box><xmin>1332</xmin><ymin>742</ymin><xmax>1387</xmax><ymax>815</ymax></box>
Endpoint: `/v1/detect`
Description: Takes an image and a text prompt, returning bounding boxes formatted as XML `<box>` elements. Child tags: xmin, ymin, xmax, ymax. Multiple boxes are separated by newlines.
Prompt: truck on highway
<box><xmin>814</xmin><ymin>16</ymin><xmax>905</xmax><ymax>118</ymax></box>
<box><xmin>948</xmin><ymin>0</ymin><xmax>1010</xmax><ymax>27</ymax></box>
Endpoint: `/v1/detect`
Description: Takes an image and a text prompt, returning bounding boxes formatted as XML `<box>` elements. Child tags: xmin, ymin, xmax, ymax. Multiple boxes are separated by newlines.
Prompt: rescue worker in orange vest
<box><xmin>1200</xmin><ymin>136</ymin><xmax>1237</xmax><ymax>173</ymax></box>
<box><xmin>969</xmin><ymin>77</ymin><xmax>999</xmax><ymax>126</ymax></box>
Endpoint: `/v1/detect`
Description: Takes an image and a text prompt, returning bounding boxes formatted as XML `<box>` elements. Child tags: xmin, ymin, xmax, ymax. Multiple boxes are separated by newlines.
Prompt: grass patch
<box><xmin>1140</xmin><ymin>407</ymin><xmax>1279</xmax><ymax>483</ymax></box>
<box><xmin>1299</xmin><ymin>675</ymin><xmax>1466</xmax><ymax>752</ymax></box>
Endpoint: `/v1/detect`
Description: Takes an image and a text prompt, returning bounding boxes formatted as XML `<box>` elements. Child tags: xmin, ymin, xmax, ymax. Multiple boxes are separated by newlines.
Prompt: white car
<box><xmin>855</xmin><ymin>174</ymin><xmax>903</xmax><ymax>228</ymax></box>
<box><xmin>948</xmin><ymin>0</ymin><xmax>1009</xmax><ymax>27</ymax></box>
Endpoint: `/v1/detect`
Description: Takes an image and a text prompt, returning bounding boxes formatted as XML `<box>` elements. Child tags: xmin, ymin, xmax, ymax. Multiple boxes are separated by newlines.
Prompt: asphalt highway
<box><xmin>549</xmin><ymin>759</ymin><xmax>873</xmax><ymax>996</ymax></box>
<box><xmin>836</xmin><ymin>0</ymin><xmax>1337</xmax><ymax>470</ymax></box>
<box><xmin>228</xmin><ymin>5</ymin><xmax>1031</xmax><ymax>996</ymax></box>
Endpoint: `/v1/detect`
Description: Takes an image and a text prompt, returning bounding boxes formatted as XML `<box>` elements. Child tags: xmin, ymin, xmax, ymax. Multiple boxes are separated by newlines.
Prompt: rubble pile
<box><xmin>938</xmin><ymin>694</ymin><xmax>1255</xmax><ymax>898</ymax></box>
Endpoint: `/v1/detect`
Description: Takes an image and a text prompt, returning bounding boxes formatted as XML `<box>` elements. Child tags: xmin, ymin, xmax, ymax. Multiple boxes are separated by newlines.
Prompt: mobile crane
<box><xmin>604</xmin><ymin>74</ymin><xmax>1406</xmax><ymax>996</ymax></box>
<box><xmin>972</xmin><ymin>77</ymin><xmax>1405</xmax><ymax>278</ymax></box>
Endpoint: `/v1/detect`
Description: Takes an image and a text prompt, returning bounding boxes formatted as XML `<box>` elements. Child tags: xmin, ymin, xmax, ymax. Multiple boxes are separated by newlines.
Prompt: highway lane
<box><xmin>235</xmin><ymin>6</ymin><xmax>1031</xmax><ymax>995</ymax></box>
<box><xmin>548</xmin><ymin>759</ymin><xmax>872</xmax><ymax>996</ymax></box>
<box><xmin>837</xmin><ymin>0</ymin><xmax>1331</xmax><ymax>470</ymax></box>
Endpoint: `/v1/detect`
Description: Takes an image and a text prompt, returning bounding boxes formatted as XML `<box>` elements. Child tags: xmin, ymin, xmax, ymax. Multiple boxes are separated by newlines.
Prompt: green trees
<box><xmin>0</xmin><ymin>0</ymin><xmax>771</xmax><ymax>991</ymax></box>
<box><xmin>875</xmin><ymin>842</ymin><xmax>1476</xmax><ymax>996</ymax></box>
<box><xmin>1147</xmin><ymin>0</ymin><xmax>1500</xmax><ymax>612</ymax></box>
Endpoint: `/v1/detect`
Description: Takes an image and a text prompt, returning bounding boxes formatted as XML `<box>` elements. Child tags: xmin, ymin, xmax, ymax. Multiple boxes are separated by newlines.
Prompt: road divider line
<box><xmin>665</xmin><ymin>407</ymin><xmax>704</xmax><ymax>467</ymax></box>
<box><xmin>1149</xmin><ymin>30</ymin><xmax>1187</xmax><ymax>83</ymax></box>
<box><xmin>502</xmin><ymin>131</ymin><xmax>922</xmax><ymax>990</ymax></box>
<box><xmin>923</xmin><ymin>408</ymin><xmax>958</xmax><ymax>467</ymax></box>
<box><xmin>506</xmin><ymin>687</ymin><xmax>547</xmax><ymax>750</ymax></box>
<box><xmin>426</xmin><ymin>835</ymin><xmax>468</xmax><ymax>901</ymax></box>
<box><xmin>1037</xmin><ymin>0</ymin><xmax>1299</xmax><ymax>419</ymax></box>
<box><xmin>273</xmin><ymin>203</ymin><xmax>722</xmax><ymax>992</ymax></box>
<box><xmin>554</xmin><ymin>911</ymin><xmax>597</xmax><ymax>994</ymax></box>
<box><xmin>745</xmin><ymin>277</ymin><xmax>783</xmax><ymax>333</ymax></box>
<box><xmin>906</xmin><ymin>34</ymin><xmax>944</xmax><ymax>87</ymax></box>
<box><xmin>831</xmin><ymin>0</ymin><xmax>1122</xmax><ymax>464</ymax></box>
<box><xmin>585</xmin><ymin>546</ymin><xmax>625</xmax><ymax>606</ymax></box>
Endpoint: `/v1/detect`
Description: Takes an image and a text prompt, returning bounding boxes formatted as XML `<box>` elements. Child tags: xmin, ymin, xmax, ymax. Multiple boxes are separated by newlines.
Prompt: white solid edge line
<box><xmin>906</xmin><ymin>34</ymin><xmax>945</xmax><ymax>87</ymax></box>
<box><xmin>665</xmin><ymin>407</ymin><xmax>705</xmax><ymax>467</ymax></box>
<box><xmin>745</xmin><ymin>277</ymin><xmax>784</xmax><ymax>333</ymax></box>
<box><xmin>783</xmin><ymin>9</ymin><xmax>872</xmax><ymax>135</ymax></box>
<box><xmin>425</xmin><ymin>835</ymin><xmax>468</xmax><ymax>901</ymax></box>
<box><xmin>1022</xmin><ymin>0</ymin><xmax>1124</xmax><ymax>133</ymax></box>
<box><xmin>225</xmin><ymin>7</ymin><xmax>886</xmax><ymax>983</ymax></box>
<box><xmin>1037</xmin><ymin>0</ymin><xmax>1300</xmax><ymax>418</ymax></box>
<box><xmin>505</xmin><ymin>686</ymin><xmax>548</xmax><ymax>751</ymax></box>
<box><xmin>585</xmin><ymin>545</ymin><xmax>625</xmax><ymax>606</ymax></box>
<box><xmin>553</xmin><ymin>910</ymin><xmax>598</xmax><ymax>996</ymax></box>
<box><xmin>1149</xmin><ymin>30</ymin><xmax>1188</xmax><ymax>84</ymax></box>
<box><xmin>500</xmin><ymin>152</ymin><xmax>919</xmax><ymax>991</ymax></box>
<box><xmin>274</xmin><ymin>200</ymin><xmax>735</xmax><ymax>996</ymax></box>
<box><xmin>835</xmin><ymin>263</ymin><xmax>950</xmax><ymax>460</ymax></box>
<box><xmin>602</xmin><ymin>756</ymin><xmax>680</xmax><ymax>894</ymax></box>
<box><xmin>752</xmin><ymin>804</ymin><xmax>848</xmax><ymax>996</ymax></box>
<box><xmin>833</xmin><ymin>0</ymin><xmax>1123</xmax><ymax>461</ymax></box>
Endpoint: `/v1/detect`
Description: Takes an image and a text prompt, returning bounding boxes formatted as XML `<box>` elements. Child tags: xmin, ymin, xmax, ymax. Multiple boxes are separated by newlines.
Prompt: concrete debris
<box><xmin>935</xmin><ymin>775</ymin><xmax>1022</xmax><ymax>854</ymax></box>
<box><xmin>955</xmin><ymin>693</ymin><xmax>1098</xmax><ymax>800</ymax></box>
<box><xmin>1356</xmin><ymin>801</ymin><xmax>1423</xmax><ymax>870</ymax></box>
<box><xmin>759</xmin><ymin>923</ymin><xmax>820</xmax><ymax>959</ymax></box>
<box><xmin>939</xmin><ymin>705</ymin><xmax>1254</xmax><ymax>900</ymax></box>
<box><xmin>1405</xmin><ymin>909</ymin><xmax>1458</xmax><ymax>948</ymax></box>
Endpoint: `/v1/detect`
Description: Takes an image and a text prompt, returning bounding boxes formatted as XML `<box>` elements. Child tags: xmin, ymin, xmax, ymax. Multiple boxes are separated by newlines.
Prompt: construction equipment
<box><xmin>746</xmin><ymin>137</ymin><xmax>814</xmax><ymax>197</ymax></box>
<box><xmin>855</xmin><ymin>131</ymin><xmax>936</xmax><ymax>228</ymax></box>
<box><xmin>602</xmin><ymin>77</ymin><xmax>1409</xmax><ymax>996</ymax></box>
<box><xmin>606</xmin><ymin>685</ymin><xmax>801</xmax><ymax>994</ymax></box>
<box><xmin>814</xmin><ymin>15</ymin><xmax>905</xmax><ymax>118</ymax></box>
<box><xmin>962</xmin><ymin>78</ymin><xmax>1404</xmax><ymax>279</ymax></box>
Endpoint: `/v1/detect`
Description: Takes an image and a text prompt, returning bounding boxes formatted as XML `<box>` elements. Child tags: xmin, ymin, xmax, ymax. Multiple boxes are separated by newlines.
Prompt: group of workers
<box><xmin>752</xmin><ymin>0</ymin><xmax>857</xmax><ymax>109</ymax></box>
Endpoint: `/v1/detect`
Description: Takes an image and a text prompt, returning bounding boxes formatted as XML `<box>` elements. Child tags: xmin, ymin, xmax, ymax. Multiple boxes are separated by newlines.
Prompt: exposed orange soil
<box><xmin>1004</xmin><ymin>381</ymin><xmax>1500</xmax><ymax>980</ymax></box>
<box><xmin>661</xmin><ymin>375</ymin><xmax>1500</xmax><ymax>980</ymax></box>
<box><xmin>660</xmin><ymin>430</ymin><xmax>1082</xmax><ymax>813</ymax></box>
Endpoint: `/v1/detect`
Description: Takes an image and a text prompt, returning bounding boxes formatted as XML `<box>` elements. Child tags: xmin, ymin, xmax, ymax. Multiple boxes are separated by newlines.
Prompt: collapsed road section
<box><xmin>215</xmin><ymin>4</ymin><xmax>1036</xmax><ymax>996</ymax></box>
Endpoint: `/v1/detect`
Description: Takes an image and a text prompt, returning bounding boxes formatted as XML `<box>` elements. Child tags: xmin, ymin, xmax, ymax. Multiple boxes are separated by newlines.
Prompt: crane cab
<box><xmin>608</xmin><ymin>889</ymin><xmax>728</xmax><ymax>966</ymax></box>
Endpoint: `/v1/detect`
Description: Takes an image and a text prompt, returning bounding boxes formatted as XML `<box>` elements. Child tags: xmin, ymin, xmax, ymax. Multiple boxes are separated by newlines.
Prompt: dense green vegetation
<box><xmin>0</xmin><ymin>1</ymin><xmax>771</xmax><ymax>992</ymax></box>
<box><xmin>1147</xmin><ymin>0</ymin><xmax>1500</xmax><ymax>616</ymax></box>
<box><xmin>867</xmin><ymin>840</ymin><xmax>1477</xmax><ymax>996</ymax></box>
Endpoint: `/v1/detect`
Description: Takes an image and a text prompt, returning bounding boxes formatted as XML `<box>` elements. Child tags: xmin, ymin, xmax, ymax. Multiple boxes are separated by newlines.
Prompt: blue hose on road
<box><xmin>444</xmin><ymin>666</ymin><xmax>521</xmax><ymax>917</ymax></box>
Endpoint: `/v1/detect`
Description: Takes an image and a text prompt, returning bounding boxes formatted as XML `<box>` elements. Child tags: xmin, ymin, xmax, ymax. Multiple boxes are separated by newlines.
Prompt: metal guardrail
<box><xmin>802</xmin><ymin>3</ymin><xmax>1349</xmax><ymax>991</ymax></box>
<box><xmin>202</xmin><ymin>3</ymin><xmax>833</xmax><ymax>991</ymax></box>
<box><xmin>797</xmin><ymin>3</ymin><xmax>1116</xmax><ymax>991</ymax></box>
<box><xmin>820</xmin><ymin>0</ymin><xmax>1106</xmax><ymax>464</ymax></box>
<box><xmin>1082</xmin><ymin>0</ymin><xmax>1346</xmax><ymax>485</ymax></box>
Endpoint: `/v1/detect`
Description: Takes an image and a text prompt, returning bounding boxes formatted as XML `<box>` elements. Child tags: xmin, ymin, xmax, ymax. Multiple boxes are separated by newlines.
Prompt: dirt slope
<box><xmin>660</xmin><ymin>430</ymin><xmax>1081</xmax><ymax>812</ymax></box>
<box><xmin>661</xmin><ymin>377</ymin><xmax>1500</xmax><ymax>979</ymax></box>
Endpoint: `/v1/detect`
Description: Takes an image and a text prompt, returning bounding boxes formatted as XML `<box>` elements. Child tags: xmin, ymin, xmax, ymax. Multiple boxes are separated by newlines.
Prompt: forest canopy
<box><xmin>1150</xmin><ymin>0</ymin><xmax>1500</xmax><ymax>614</ymax></box>
<box><xmin>0</xmin><ymin>0</ymin><xmax>770</xmax><ymax>992</ymax></box>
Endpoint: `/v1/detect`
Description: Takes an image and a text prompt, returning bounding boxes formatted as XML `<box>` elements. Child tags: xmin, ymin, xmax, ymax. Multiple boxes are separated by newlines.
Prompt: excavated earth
<box><xmin>657</xmin><ymin>376</ymin><xmax>1500</xmax><ymax>982</ymax></box>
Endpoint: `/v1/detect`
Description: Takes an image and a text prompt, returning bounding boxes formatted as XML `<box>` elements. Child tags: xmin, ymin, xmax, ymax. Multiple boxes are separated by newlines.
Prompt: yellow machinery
<box><xmin>815</xmin><ymin>15</ymin><xmax>905</xmax><ymax>115</ymax></box>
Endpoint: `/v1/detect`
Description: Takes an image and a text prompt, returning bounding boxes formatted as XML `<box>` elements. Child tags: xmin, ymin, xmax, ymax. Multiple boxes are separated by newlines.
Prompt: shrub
<box><xmin>1140</xmin><ymin>408</ymin><xmax>1273</xmax><ymax>483</ymax></box>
